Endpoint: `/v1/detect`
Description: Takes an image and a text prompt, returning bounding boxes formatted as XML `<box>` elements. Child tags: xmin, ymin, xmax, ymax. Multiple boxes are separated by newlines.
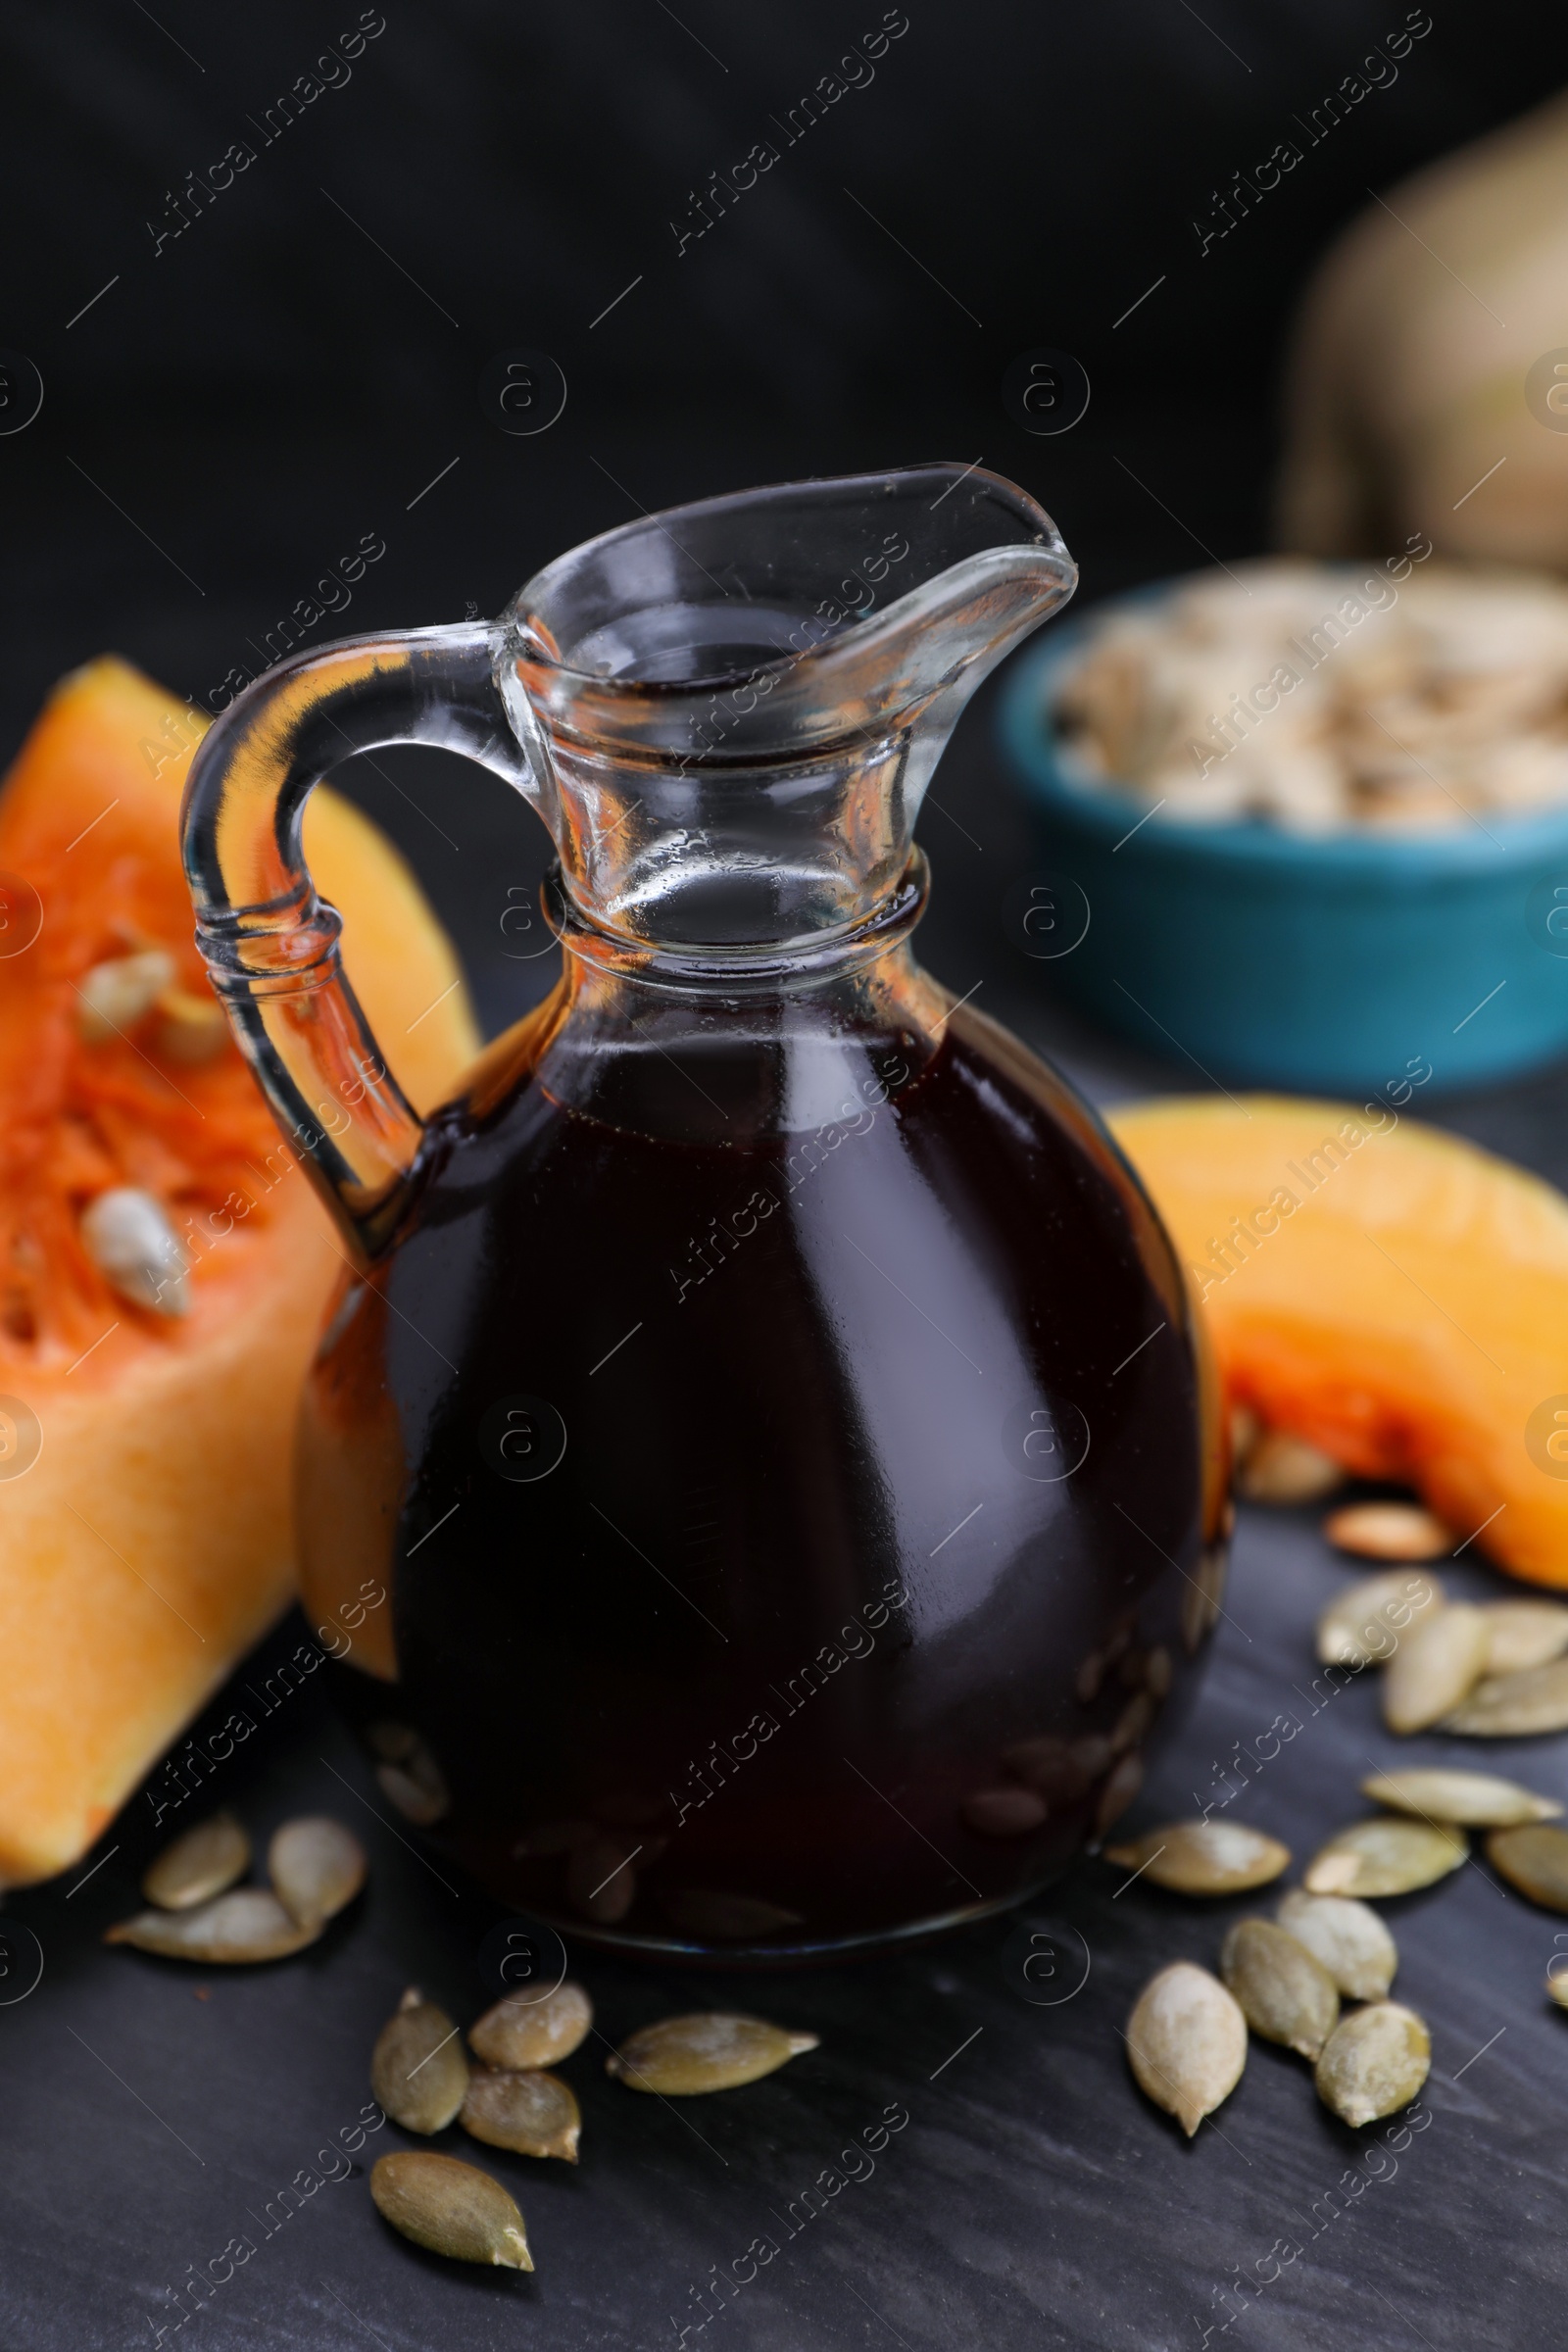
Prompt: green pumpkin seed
<box><xmin>369</xmin><ymin>2151</ymin><xmax>532</xmax><ymax>2270</ymax></box>
<box><xmin>606</xmin><ymin>2013</ymin><xmax>819</xmax><ymax>2096</ymax></box>
<box><xmin>461</xmin><ymin>2068</ymin><xmax>580</xmax><ymax>2163</ymax></box>
<box><xmin>1103</xmin><ymin>1819</ymin><xmax>1291</xmax><ymax>1895</ymax></box>
<box><xmin>106</xmin><ymin>1887</ymin><xmax>319</xmax><ymax>1962</ymax></box>
<box><xmin>1360</xmin><ymin>1767</ymin><xmax>1560</xmax><ymax>1828</ymax></box>
<box><xmin>1303</xmin><ymin>1817</ymin><xmax>1467</xmax><ymax>1898</ymax></box>
<box><xmin>469</xmin><ymin>1980</ymin><xmax>592</xmax><ymax>2071</ymax></box>
<box><xmin>1486</xmin><ymin>1823</ymin><xmax>1568</xmax><ymax>1912</ymax></box>
<box><xmin>370</xmin><ymin>1988</ymin><xmax>469</xmax><ymax>2132</ymax></box>
<box><xmin>268</xmin><ymin>1817</ymin><xmax>367</xmax><ymax>1930</ymax></box>
<box><xmin>1382</xmin><ymin>1602</ymin><xmax>1490</xmax><ymax>1734</ymax></box>
<box><xmin>142</xmin><ymin>1811</ymin><xmax>251</xmax><ymax>1911</ymax></box>
<box><xmin>1315</xmin><ymin>1570</ymin><xmax>1445</xmax><ymax>1670</ymax></box>
<box><xmin>1441</xmin><ymin>1656</ymin><xmax>1568</xmax><ymax>1738</ymax></box>
<box><xmin>1477</xmin><ymin>1599</ymin><xmax>1568</xmax><ymax>1677</ymax></box>
<box><xmin>1125</xmin><ymin>1962</ymin><xmax>1248</xmax><ymax>2137</ymax></box>
<box><xmin>1219</xmin><ymin>1917</ymin><xmax>1339</xmax><ymax>2058</ymax></box>
<box><xmin>1276</xmin><ymin>1888</ymin><xmax>1397</xmax><ymax>1999</ymax></box>
<box><xmin>1313</xmin><ymin>2001</ymin><xmax>1431</xmax><ymax>2128</ymax></box>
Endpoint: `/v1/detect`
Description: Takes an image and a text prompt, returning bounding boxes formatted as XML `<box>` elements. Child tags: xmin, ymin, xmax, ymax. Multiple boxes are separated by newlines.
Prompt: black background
<box><xmin>7</xmin><ymin>0</ymin><xmax>1568</xmax><ymax>1050</ymax></box>
<box><xmin>6</xmin><ymin>7</ymin><xmax>1568</xmax><ymax>2349</ymax></box>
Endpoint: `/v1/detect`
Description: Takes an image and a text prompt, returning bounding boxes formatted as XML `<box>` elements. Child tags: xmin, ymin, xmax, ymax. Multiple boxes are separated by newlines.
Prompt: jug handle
<box><xmin>181</xmin><ymin>621</ymin><xmax>529</xmax><ymax>1256</ymax></box>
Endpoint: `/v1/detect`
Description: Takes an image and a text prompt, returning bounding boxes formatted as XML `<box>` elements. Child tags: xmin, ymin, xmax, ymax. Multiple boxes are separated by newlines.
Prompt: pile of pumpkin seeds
<box><xmin>1115</xmin><ymin>1762</ymin><xmax>1568</xmax><ymax>2136</ymax></box>
<box><xmin>1232</xmin><ymin>1411</ymin><xmax>1568</xmax><ymax>1733</ymax></box>
<box><xmin>367</xmin><ymin>1981</ymin><xmax>819</xmax><ymax>2268</ymax></box>
<box><xmin>1315</xmin><ymin>1568</ymin><xmax>1568</xmax><ymax>1737</ymax></box>
<box><xmin>1120</xmin><ymin>1856</ymin><xmax>1427</xmax><ymax>2134</ymax></box>
<box><xmin>105</xmin><ymin>1812</ymin><xmax>367</xmax><ymax>1960</ymax></box>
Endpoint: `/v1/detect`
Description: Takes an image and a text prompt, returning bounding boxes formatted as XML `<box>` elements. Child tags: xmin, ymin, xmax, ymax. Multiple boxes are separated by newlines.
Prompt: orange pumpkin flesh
<box><xmin>0</xmin><ymin>659</ymin><xmax>477</xmax><ymax>1886</ymax></box>
<box><xmin>1110</xmin><ymin>1096</ymin><xmax>1568</xmax><ymax>1589</ymax></box>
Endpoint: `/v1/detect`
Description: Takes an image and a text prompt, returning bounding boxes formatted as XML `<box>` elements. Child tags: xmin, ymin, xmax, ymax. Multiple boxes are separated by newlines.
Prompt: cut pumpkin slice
<box><xmin>1110</xmin><ymin>1095</ymin><xmax>1568</xmax><ymax>1590</ymax></box>
<box><xmin>0</xmin><ymin>659</ymin><xmax>477</xmax><ymax>1886</ymax></box>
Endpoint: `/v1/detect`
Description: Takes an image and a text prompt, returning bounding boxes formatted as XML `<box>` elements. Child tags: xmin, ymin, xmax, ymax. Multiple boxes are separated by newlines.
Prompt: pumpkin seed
<box><xmin>461</xmin><ymin>2068</ymin><xmax>580</xmax><ymax>2163</ymax></box>
<box><xmin>1238</xmin><ymin>1431</ymin><xmax>1343</xmax><ymax>1504</ymax></box>
<box><xmin>370</xmin><ymin>1988</ymin><xmax>469</xmax><ymax>2132</ymax></box>
<box><xmin>77</xmin><ymin>949</ymin><xmax>175</xmax><ymax>1043</ymax></box>
<box><xmin>369</xmin><ymin>2151</ymin><xmax>532</xmax><ymax>2270</ymax></box>
<box><xmin>1383</xmin><ymin>1602</ymin><xmax>1490</xmax><ymax>1734</ymax></box>
<box><xmin>106</xmin><ymin>1887</ymin><xmax>319</xmax><ymax>1962</ymax></box>
<box><xmin>469</xmin><ymin>1981</ymin><xmax>593</xmax><ymax>2071</ymax></box>
<box><xmin>1442</xmin><ymin>1656</ymin><xmax>1568</xmax><ymax>1738</ymax></box>
<box><xmin>1546</xmin><ymin>1967</ymin><xmax>1568</xmax><ymax>2010</ymax></box>
<box><xmin>1360</xmin><ymin>1767</ymin><xmax>1560</xmax><ymax>1828</ymax></box>
<box><xmin>1323</xmin><ymin>1501</ymin><xmax>1453</xmax><ymax>1563</ymax></box>
<box><xmin>142</xmin><ymin>1810</ymin><xmax>250</xmax><ymax>1910</ymax></box>
<box><xmin>1276</xmin><ymin>1888</ymin><xmax>1397</xmax><ymax>1999</ymax></box>
<box><xmin>1219</xmin><ymin>1918</ymin><xmax>1340</xmax><ymax>2059</ymax></box>
<box><xmin>1478</xmin><ymin>1599</ymin><xmax>1568</xmax><ymax>1677</ymax></box>
<box><xmin>1303</xmin><ymin>1816</ymin><xmax>1467</xmax><ymax>1898</ymax></box>
<box><xmin>1316</xmin><ymin>1570</ymin><xmax>1445</xmax><ymax>1670</ymax></box>
<box><xmin>606</xmin><ymin>2013</ymin><xmax>819</xmax><ymax>2096</ymax></box>
<box><xmin>79</xmin><ymin>1187</ymin><xmax>190</xmax><ymax>1317</ymax></box>
<box><xmin>1486</xmin><ymin>1823</ymin><xmax>1568</xmax><ymax>1912</ymax></box>
<box><xmin>375</xmin><ymin>1735</ymin><xmax>450</xmax><ymax>1826</ymax></box>
<box><xmin>153</xmin><ymin>985</ymin><xmax>227</xmax><ymax>1063</ymax></box>
<box><xmin>1125</xmin><ymin>1962</ymin><xmax>1248</xmax><ymax>2136</ymax></box>
<box><xmin>268</xmin><ymin>1817</ymin><xmax>367</xmax><ymax>1930</ymax></box>
<box><xmin>1314</xmin><ymin>2001</ymin><xmax>1431</xmax><ymax>2128</ymax></box>
<box><xmin>1102</xmin><ymin>1819</ymin><xmax>1291</xmax><ymax>1895</ymax></box>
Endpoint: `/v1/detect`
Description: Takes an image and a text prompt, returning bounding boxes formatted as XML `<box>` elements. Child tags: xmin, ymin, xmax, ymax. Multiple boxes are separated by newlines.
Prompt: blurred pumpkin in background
<box><xmin>1277</xmin><ymin>91</ymin><xmax>1568</xmax><ymax>567</ymax></box>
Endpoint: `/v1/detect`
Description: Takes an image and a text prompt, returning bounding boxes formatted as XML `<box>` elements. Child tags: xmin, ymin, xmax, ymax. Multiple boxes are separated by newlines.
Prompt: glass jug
<box><xmin>183</xmin><ymin>466</ymin><xmax>1227</xmax><ymax>1962</ymax></box>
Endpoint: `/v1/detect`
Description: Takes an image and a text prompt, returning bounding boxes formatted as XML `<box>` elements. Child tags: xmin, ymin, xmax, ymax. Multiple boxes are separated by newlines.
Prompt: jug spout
<box><xmin>497</xmin><ymin>465</ymin><xmax>1077</xmax><ymax>961</ymax></box>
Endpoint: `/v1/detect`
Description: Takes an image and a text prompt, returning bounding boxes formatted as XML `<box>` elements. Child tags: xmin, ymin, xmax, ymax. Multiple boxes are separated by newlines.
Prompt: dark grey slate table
<box><xmin>4</xmin><ymin>654</ymin><xmax>1565</xmax><ymax>2352</ymax></box>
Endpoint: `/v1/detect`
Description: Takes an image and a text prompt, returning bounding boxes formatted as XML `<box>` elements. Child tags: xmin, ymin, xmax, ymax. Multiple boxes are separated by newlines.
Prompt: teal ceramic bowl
<box><xmin>1000</xmin><ymin>614</ymin><xmax>1568</xmax><ymax>1092</ymax></box>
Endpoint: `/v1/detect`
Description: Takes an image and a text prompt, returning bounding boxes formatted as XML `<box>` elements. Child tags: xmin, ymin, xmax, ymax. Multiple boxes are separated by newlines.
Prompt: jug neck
<box><xmin>495</xmin><ymin>466</ymin><xmax>1077</xmax><ymax>961</ymax></box>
